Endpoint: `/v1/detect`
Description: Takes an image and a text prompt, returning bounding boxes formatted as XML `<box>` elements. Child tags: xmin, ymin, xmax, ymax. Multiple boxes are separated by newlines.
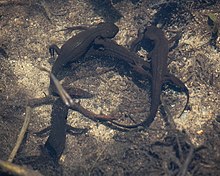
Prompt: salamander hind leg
<box><xmin>66</xmin><ymin>124</ymin><xmax>88</xmax><ymax>135</ymax></box>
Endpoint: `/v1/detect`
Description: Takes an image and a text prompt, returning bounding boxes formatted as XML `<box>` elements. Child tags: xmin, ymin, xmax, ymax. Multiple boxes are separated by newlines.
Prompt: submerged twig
<box><xmin>8</xmin><ymin>106</ymin><xmax>32</xmax><ymax>162</ymax></box>
<box><xmin>40</xmin><ymin>66</ymin><xmax>115</xmax><ymax>121</ymax></box>
<box><xmin>178</xmin><ymin>146</ymin><xmax>194</xmax><ymax>176</ymax></box>
<box><xmin>50</xmin><ymin>72</ymin><xmax>74</xmax><ymax>107</ymax></box>
<box><xmin>3</xmin><ymin>95</ymin><xmax>60</xmax><ymax>108</ymax></box>
<box><xmin>89</xmin><ymin>144</ymin><xmax>108</xmax><ymax>176</ymax></box>
<box><xmin>50</xmin><ymin>71</ymin><xmax>115</xmax><ymax>121</ymax></box>
<box><xmin>0</xmin><ymin>0</ymin><xmax>29</xmax><ymax>6</ymax></box>
<box><xmin>0</xmin><ymin>159</ymin><xmax>43</xmax><ymax>176</ymax></box>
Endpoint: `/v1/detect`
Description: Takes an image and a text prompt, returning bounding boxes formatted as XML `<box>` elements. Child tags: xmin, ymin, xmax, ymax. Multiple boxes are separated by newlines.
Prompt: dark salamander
<box><xmin>138</xmin><ymin>26</ymin><xmax>170</xmax><ymax>128</ymax></box>
<box><xmin>43</xmin><ymin>98</ymin><xmax>68</xmax><ymax>162</ymax></box>
<box><xmin>37</xmin><ymin>24</ymin><xmax>189</xmax><ymax>161</ymax></box>
<box><xmin>130</xmin><ymin>26</ymin><xmax>189</xmax><ymax>128</ymax></box>
<box><xmin>87</xmin><ymin>26</ymin><xmax>189</xmax><ymax>129</ymax></box>
<box><xmin>49</xmin><ymin>22</ymin><xmax>119</xmax><ymax>95</ymax></box>
<box><xmin>115</xmin><ymin>26</ymin><xmax>189</xmax><ymax>128</ymax></box>
<box><xmin>37</xmin><ymin>22</ymin><xmax>119</xmax><ymax>161</ymax></box>
<box><xmin>36</xmin><ymin>96</ymin><xmax>89</xmax><ymax>162</ymax></box>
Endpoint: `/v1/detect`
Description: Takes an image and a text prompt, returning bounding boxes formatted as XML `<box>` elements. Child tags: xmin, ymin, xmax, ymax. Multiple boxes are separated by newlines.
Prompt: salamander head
<box><xmin>144</xmin><ymin>26</ymin><xmax>164</xmax><ymax>41</ymax></box>
<box><xmin>97</xmin><ymin>22</ymin><xmax>119</xmax><ymax>38</ymax></box>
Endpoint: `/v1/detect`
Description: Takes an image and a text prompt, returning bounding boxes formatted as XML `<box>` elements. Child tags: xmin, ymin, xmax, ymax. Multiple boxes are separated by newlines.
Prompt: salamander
<box><xmin>36</xmin><ymin>97</ymin><xmax>88</xmax><ymax>162</ymax></box>
<box><xmin>139</xmin><ymin>26</ymin><xmax>170</xmax><ymax>127</ymax></box>
<box><xmin>88</xmin><ymin>26</ymin><xmax>189</xmax><ymax>129</ymax></box>
<box><xmin>39</xmin><ymin>24</ymin><xmax>189</xmax><ymax>161</ymax></box>
<box><xmin>49</xmin><ymin>22</ymin><xmax>119</xmax><ymax>95</ymax></box>
<box><xmin>44</xmin><ymin>98</ymin><xmax>68</xmax><ymax>162</ymax></box>
<box><xmin>131</xmin><ymin>26</ymin><xmax>189</xmax><ymax>127</ymax></box>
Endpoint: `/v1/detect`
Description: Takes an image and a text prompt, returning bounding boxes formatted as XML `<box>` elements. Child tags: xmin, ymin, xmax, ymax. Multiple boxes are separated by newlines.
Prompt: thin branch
<box><xmin>178</xmin><ymin>146</ymin><xmax>194</xmax><ymax>176</ymax></box>
<box><xmin>0</xmin><ymin>159</ymin><xmax>43</xmax><ymax>176</ymax></box>
<box><xmin>0</xmin><ymin>0</ymin><xmax>30</xmax><ymax>6</ymax></box>
<box><xmin>8</xmin><ymin>106</ymin><xmax>32</xmax><ymax>162</ymax></box>
<box><xmin>47</xmin><ymin>68</ymin><xmax>116</xmax><ymax>121</ymax></box>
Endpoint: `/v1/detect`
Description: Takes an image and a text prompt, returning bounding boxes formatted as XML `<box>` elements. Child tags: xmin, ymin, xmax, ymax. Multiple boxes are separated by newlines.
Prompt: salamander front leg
<box><xmin>35</xmin><ymin>124</ymin><xmax>88</xmax><ymax>137</ymax></box>
<box><xmin>61</xmin><ymin>25</ymin><xmax>89</xmax><ymax>34</ymax></box>
<box><xmin>66</xmin><ymin>124</ymin><xmax>88</xmax><ymax>135</ymax></box>
<box><xmin>130</xmin><ymin>27</ymin><xmax>146</xmax><ymax>52</ymax></box>
<box><xmin>49</xmin><ymin>44</ymin><xmax>61</xmax><ymax>60</ymax></box>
